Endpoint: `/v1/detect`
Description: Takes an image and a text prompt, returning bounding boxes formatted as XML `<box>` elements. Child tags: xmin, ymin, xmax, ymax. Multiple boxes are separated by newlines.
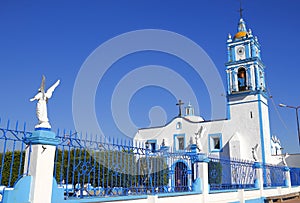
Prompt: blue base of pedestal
<box><xmin>192</xmin><ymin>178</ymin><xmax>202</xmax><ymax>193</ymax></box>
<box><xmin>2</xmin><ymin>176</ymin><xmax>32</xmax><ymax>203</ymax></box>
<box><xmin>2</xmin><ymin>176</ymin><xmax>64</xmax><ymax>203</ymax></box>
<box><xmin>25</xmin><ymin>129</ymin><xmax>59</xmax><ymax>146</ymax></box>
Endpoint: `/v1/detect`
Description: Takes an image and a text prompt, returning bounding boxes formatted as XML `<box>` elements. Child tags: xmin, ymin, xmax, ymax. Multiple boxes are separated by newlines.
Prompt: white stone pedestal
<box><xmin>23</xmin><ymin>129</ymin><xmax>59</xmax><ymax>203</ymax></box>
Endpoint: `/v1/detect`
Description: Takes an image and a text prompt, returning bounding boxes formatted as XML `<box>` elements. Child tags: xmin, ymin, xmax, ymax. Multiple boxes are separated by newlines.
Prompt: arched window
<box><xmin>237</xmin><ymin>67</ymin><xmax>247</xmax><ymax>91</ymax></box>
<box><xmin>176</xmin><ymin>122</ymin><xmax>182</xmax><ymax>129</ymax></box>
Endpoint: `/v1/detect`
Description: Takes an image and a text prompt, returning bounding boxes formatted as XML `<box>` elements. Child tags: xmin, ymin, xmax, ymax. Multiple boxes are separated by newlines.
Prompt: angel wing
<box><xmin>252</xmin><ymin>144</ymin><xmax>259</xmax><ymax>161</ymax></box>
<box><xmin>282</xmin><ymin>153</ymin><xmax>288</xmax><ymax>166</ymax></box>
<box><xmin>39</xmin><ymin>75</ymin><xmax>46</xmax><ymax>92</ymax></box>
<box><xmin>45</xmin><ymin>79</ymin><xmax>60</xmax><ymax>98</ymax></box>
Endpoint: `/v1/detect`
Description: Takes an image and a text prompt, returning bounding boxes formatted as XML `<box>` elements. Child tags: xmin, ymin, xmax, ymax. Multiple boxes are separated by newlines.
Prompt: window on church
<box><xmin>146</xmin><ymin>140</ymin><xmax>157</xmax><ymax>153</ymax></box>
<box><xmin>176</xmin><ymin>122</ymin><xmax>182</xmax><ymax>129</ymax></box>
<box><xmin>209</xmin><ymin>134</ymin><xmax>222</xmax><ymax>152</ymax></box>
<box><xmin>178</xmin><ymin>137</ymin><xmax>184</xmax><ymax>150</ymax></box>
<box><xmin>237</xmin><ymin>68</ymin><xmax>247</xmax><ymax>91</ymax></box>
<box><xmin>174</xmin><ymin>134</ymin><xmax>185</xmax><ymax>151</ymax></box>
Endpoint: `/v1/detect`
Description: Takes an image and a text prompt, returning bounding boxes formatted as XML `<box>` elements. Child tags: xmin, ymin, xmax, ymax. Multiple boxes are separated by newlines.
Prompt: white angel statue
<box><xmin>195</xmin><ymin>126</ymin><xmax>206</xmax><ymax>152</ymax></box>
<box><xmin>30</xmin><ymin>75</ymin><xmax>60</xmax><ymax>129</ymax></box>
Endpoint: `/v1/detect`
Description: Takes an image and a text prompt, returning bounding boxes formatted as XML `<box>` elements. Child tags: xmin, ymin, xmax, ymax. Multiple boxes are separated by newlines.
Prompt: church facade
<box><xmin>133</xmin><ymin>17</ymin><xmax>283</xmax><ymax>166</ymax></box>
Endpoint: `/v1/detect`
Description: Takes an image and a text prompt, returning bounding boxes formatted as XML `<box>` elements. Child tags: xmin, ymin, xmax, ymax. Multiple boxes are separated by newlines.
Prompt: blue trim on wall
<box><xmin>245</xmin><ymin>43</ymin><xmax>249</xmax><ymax>58</ymax></box>
<box><xmin>226</xmin><ymin>71</ymin><xmax>231</xmax><ymax>96</ymax></box>
<box><xmin>227</xmin><ymin>96</ymin><xmax>231</xmax><ymax>120</ymax></box>
<box><xmin>245</xmin><ymin>197</ymin><xmax>266</xmax><ymax>203</ymax></box>
<box><xmin>257</xmin><ymin>94</ymin><xmax>266</xmax><ymax>166</ymax></box>
<box><xmin>208</xmin><ymin>133</ymin><xmax>223</xmax><ymax>153</ymax></box>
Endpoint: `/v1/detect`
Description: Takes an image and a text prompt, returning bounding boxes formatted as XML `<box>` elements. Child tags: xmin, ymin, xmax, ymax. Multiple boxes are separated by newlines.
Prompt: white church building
<box><xmin>134</xmin><ymin>17</ymin><xmax>284</xmax><ymax>166</ymax></box>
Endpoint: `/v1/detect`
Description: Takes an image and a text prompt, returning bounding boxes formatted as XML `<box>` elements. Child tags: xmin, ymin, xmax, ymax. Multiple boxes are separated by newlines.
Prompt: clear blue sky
<box><xmin>0</xmin><ymin>1</ymin><xmax>299</xmax><ymax>153</ymax></box>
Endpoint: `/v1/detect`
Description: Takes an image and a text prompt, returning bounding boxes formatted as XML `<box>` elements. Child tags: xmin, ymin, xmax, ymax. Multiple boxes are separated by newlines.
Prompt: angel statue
<box><xmin>30</xmin><ymin>75</ymin><xmax>60</xmax><ymax>129</ymax></box>
<box><xmin>195</xmin><ymin>126</ymin><xmax>206</xmax><ymax>152</ymax></box>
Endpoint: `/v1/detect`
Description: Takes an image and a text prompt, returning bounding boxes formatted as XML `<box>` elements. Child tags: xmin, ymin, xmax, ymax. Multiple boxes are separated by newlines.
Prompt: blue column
<box><xmin>226</xmin><ymin>70</ymin><xmax>231</xmax><ymax>94</ymax></box>
<box><xmin>254</xmin><ymin>65</ymin><xmax>260</xmax><ymax>90</ymax></box>
<box><xmin>247</xmin><ymin>67</ymin><xmax>252</xmax><ymax>90</ymax></box>
<box><xmin>232</xmin><ymin>69</ymin><xmax>237</xmax><ymax>92</ymax></box>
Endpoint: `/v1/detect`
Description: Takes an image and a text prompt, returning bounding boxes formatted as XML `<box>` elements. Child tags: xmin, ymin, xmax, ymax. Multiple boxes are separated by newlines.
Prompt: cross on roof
<box><xmin>238</xmin><ymin>0</ymin><xmax>244</xmax><ymax>19</ymax></box>
<box><xmin>176</xmin><ymin>99</ymin><xmax>184</xmax><ymax>117</ymax></box>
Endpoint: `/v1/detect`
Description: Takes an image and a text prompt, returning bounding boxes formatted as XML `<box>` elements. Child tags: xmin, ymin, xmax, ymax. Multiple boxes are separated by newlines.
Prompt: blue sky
<box><xmin>0</xmin><ymin>1</ymin><xmax>299</xmax><ymax>153</ymax></box>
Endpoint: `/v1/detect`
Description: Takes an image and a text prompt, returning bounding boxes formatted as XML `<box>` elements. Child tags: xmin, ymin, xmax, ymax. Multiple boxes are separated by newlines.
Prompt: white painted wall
<box><xmin>134</xmin><ymin>93</ymin><xmax>274</xmax><ymax>164</ymax></box>
<box><xmin>99</xmin><ymin>187</ymin><xmax>300</xmax><ymax>203</ymax></box>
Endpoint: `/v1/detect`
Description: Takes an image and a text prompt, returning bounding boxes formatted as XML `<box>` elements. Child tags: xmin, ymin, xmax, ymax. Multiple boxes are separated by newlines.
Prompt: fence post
<box><xmin>193</xmin><ymin>153</ymin><xmax>209</xmax><ymax>202</ymax></box>
<box><xmin>253</xmin><ymin>162</ymin><xmax>263</xmax><ymax>192</ymax></box>
<box><xmin>2</xmin><ymin>128</ymin><xmax>63</xmax><ymax>203</ymax></box>
<box><xmin>284</xmin><ymin>166</ymin><xmax>291</xmax><ymax>188</ymax></box>
<box><xmin>23</xmin><ymin>129</ymin><xmax>61</xmax><ymax>203</ymax></box>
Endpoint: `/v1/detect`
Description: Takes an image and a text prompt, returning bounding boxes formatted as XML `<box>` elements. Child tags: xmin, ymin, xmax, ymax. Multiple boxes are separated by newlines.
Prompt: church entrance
<box><xmin>174</xmin><ymin>161</ymin><xmax>188</xmax><ymax>192</ymax></box>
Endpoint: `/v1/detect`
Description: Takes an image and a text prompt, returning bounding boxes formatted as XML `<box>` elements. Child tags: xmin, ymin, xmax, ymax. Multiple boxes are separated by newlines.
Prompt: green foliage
<box><xmin>136</xmin><ymin>156</ymin><xmax>169</xmax><ymax>187</ymax></box>
<box><xmin>0</xmin><ymin>147</ymin><xmax>169</xmax><ymax>189</ymax></box>
<box><xmin>0</xmin><ymin>150</ymin><xmax>26</xmax><ymax>186</ymax></box>
<box><xmin>208</xmin><ymin>161</ymin><xmax>222</xmax><ymax>184</ymax></box>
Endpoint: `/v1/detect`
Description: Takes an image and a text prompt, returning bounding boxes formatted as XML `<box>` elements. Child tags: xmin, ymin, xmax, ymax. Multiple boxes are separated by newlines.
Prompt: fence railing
<box><xmin>0</xmin><ymin>120</ymin><xmax>31</xmax><ymax>188</ymax></box>
<box><xmin>0</xmin><ymin>120</ymin><xmax>299</xmax><ymax>201</ymax></box>
<box><xmin>263</xmin><ymin>164</ymin><xmax>287</xmax><ymax>188</ymax></box>
<box><xmin>208</xmin><ymin>157</ymin><xmax>256</xmax><ymax>191</ymax></box>
<box><xmin>53</xmin><ymin>131</ymin><xmax>196</xmax><ymax>199</ymax></box>
<box><xmin>290</xmin><ymin>167</ymin><xmax>300</xmax><ymax>186</ymax></box>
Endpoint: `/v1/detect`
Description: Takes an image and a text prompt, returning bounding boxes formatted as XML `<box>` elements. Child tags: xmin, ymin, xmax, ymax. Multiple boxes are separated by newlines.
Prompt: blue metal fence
<box><xmin>263</xmin><ymin>164</ymin><xmax>286</xmax><ymax>188</ymax></box>
<box><xmin>208</xmin><ymin>157</ymin><xmax>256</xmax><ymax>191</ymax></box>
<box><xmin>0</xmin><ymin>120</ymin><xmax>31</xmax><ymax>188</ymax></box>
<box><xmin>53</xmin><ymin>131</ymin><xmax>197</xmax><ymax>199</ymax></box>
<box><xmin>290</xmin><ymin>167</ymin><xmax>300</xmax><ymax>186</ymax></box>
<box><xmin>0</xmin><ymin>119</ymin><xmax>299</xmax><ymax>201</ymax></box>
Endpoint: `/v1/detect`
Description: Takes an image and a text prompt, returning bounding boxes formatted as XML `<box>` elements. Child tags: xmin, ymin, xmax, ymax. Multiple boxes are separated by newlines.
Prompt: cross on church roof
<box><xmin>176</xmin><ymin>99</ymin><xmax>184</xmax><ymax>117</ymax></box>
<box><xmin>238</xmin><ymin>0</ymin><xmax>244</xmax><ymax>19</ymax></box>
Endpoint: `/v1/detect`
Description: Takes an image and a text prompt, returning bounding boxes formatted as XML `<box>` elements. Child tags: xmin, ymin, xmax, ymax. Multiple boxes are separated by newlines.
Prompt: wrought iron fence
<box><xmin>54</xmin><ymin>131</ymin><xmax>196</xmax><ymax>199</ymax></box>
<box><xmin>0</xmin><ymin>120</ymin><xmax>31</xmax><ymax>188</ymax></box>
<box><xmin>0</xmin><ymin>119</ymin><xmax>298</xmax><ymax>200</ymax></box>
<box><xmin>208</xmin><ymin>157</ymin><xmax>256</xmax><ymax>191</ymax></box>
<box><xmin>263</xmin><ymin>164</ymin><xmax>286</xmax><ymax>188</ymax></box>
<box><xmin>290</xmin><ymin>167</ymin><xmax>300</xmax><ymax>186</ymax></box>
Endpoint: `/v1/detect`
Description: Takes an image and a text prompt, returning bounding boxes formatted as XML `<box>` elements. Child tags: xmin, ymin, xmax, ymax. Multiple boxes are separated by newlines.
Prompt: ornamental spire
<box><xmin>238</xmin><ymin>18</ymin><xmax>247</xmax><ymax>32</ymax></box>
<box><xmin>237</xmin><ymin>0</ymin><xmax>247</xmax><ymax>32</ymax></box>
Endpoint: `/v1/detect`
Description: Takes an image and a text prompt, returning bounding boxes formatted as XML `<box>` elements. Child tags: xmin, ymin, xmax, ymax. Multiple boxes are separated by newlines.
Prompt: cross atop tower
<box><xmin>238</xmin><ymin>0</ymin><xmax>244</xmax><ymax>19</ymax></box>
<box><xmin>176</xmin><ymin>99</ymin><xmax>184</xmax><ymax>117</ymax></box>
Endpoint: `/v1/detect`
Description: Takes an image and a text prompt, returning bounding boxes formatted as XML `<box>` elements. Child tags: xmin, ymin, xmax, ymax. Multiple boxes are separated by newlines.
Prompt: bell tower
<box><xmin>225</xmin><ymin>16</ymin><xmax>272</xmax><ymax>164</ymax></box>
<box><xmin>226</xmin><ymin>18</ymin><xmax>266</xmax><ymax>94</ymax></box>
